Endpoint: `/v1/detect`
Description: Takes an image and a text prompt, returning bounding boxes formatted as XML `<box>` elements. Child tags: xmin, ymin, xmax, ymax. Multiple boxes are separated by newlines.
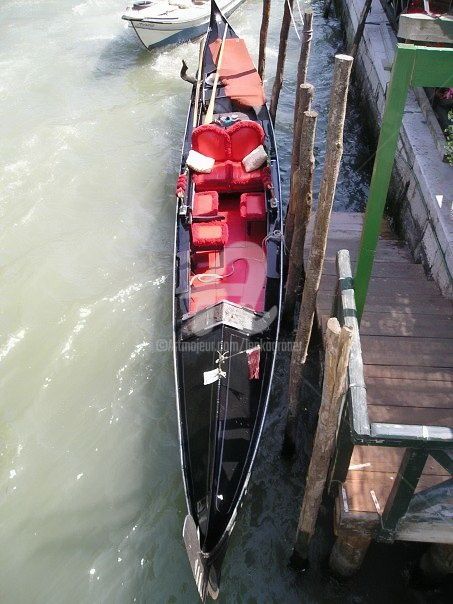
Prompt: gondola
<box><xmin>173</xmin><ymin>1</ymin><xmax>283</xmax><ymax>599</ymax></box>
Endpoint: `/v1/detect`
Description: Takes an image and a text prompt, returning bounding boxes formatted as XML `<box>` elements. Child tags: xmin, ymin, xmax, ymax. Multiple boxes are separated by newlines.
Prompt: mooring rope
<box><xmin>262</xmin><ymin>229</ymin><xmax>287</xmax><ymax>254</ymax></box>
<box><xmin>296</xmin><ymin>0</ymin><xmax>304</xmax><ymax>23</ymax></box>
<box><xmin>286</xmin><ymin>0</ymin><xmax>301</xmax><ymax>41</ymax></box>
<box><xmin>190</xmin><ymin>257</ymin><xmax>263</xmax><ymax>286</ymax></box>
<box><xmin>215</xmin><ymin>346</ymin><xmax>253</xmax><ymax>365</ymax></box>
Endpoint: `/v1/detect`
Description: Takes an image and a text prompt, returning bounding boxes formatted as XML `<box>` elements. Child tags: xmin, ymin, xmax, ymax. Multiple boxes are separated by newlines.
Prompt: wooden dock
<box><xmin>305</xmin><ymin>211</ymin><xmax>453</xmax><ymax>569</ymax></box>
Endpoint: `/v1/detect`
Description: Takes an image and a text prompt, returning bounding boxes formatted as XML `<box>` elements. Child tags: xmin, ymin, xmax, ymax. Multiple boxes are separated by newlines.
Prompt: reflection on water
<box><xmin>0</xmin><ymin>1</ymin><xmax>372</xmax><ymax>602</ymax></box>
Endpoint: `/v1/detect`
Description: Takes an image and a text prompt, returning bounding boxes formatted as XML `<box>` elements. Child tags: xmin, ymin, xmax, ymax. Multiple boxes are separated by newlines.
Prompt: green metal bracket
<box><xmin>379</xmin><ymin>448</ymin><xmax>428</xmax><ymax>542</ymax></box>
<box><xmin>354</xmin><ymin>44</ymin><xmax>453</xmax><ymax>322</ymax></box>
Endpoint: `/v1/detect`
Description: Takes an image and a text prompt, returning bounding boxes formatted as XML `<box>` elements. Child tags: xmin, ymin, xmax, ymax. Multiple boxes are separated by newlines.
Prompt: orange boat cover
<box><xmin>209</xmin><ymin>38</ymin><xmax>265</xmax><ymax>109</ymax></box>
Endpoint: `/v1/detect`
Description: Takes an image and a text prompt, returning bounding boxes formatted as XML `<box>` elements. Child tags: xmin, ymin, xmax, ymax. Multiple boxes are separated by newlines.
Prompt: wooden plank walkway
<box><xmin>306</xmin><ymin>212</ymin><xmax>453</xmax><ymax>537</ymax></box>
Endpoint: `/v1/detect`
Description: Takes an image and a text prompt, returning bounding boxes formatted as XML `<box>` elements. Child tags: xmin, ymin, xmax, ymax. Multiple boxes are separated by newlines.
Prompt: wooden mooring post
<box><xmin>258</xmin><ymin>0</ymin><xmax>271</xmax><ymax>80</ymax></box>
<box><xmin>347</xmin><ymin>0</ymin><xmax>373</xmax><ymax>59</ymax></box>
<box><xmin>269</xmin><ymin>0</ymin><xmax>295</xmax><ymax>124</ymax></box>
<box><xmin>329</xmin><ymin>533</ymin><xmax>373</xmax><ymax>577</ymax></box>
<box><xmin>290</xmin><ymin>9</ymin><xmax>314</xmax><ymax>180</ymax></box>
<box><xmin>283</xmin><ymin>110</ymin><xmax>317</xmax><ymax>325</ymax></box>
<box><xmin>285</xmin><ymin>83</ymin><xmax>314</xmax><ymax>253</ymax></box>
<box><xmin>291</xmin><ymin>318</ymin><xmax>353</xmax><ymax>567</ymax></box>
<box><xmin>283</xmin><ymin>54</ymin><xmax>353</xmax><ymax>454</ymax></box>
<box><xmin>296</xmin><ymin>8</ymin><xmax>313</xmax><ymax>89</ymax></box>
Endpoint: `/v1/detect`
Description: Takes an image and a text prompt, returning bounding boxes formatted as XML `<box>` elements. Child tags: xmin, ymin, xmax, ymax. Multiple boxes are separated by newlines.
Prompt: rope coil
<box><xmin>190</xmin><ymin>257</ymin><xmax>263</xmax><ymax>286</ymax></box>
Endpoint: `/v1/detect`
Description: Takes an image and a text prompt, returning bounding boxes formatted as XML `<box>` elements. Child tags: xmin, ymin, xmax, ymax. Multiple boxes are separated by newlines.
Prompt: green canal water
<box><xmin>2</xmin><ymin>2</ymin><xmax>432</xmax><ymax>603</ymax></box>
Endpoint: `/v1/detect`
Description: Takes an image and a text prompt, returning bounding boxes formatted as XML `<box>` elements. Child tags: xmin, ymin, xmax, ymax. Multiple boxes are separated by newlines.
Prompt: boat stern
<box><xmin>183</xmin><ymin>515</ymin><xmax>221</xmax><ymax>601</ymax></box>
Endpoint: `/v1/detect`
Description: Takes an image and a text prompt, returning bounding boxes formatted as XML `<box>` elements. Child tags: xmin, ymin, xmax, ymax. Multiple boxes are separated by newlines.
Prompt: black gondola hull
<box><xmin>172</xmin><ymin>2</ymin><xmax>283</xmax><ymax>599</ymax></box>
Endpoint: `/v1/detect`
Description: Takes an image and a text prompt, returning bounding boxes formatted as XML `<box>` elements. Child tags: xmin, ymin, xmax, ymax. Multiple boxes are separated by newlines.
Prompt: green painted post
<box><xmin>379</xmin><ymin>448</ymin><xmax>428</xmax><ymax>542</ymax></box>
<box><xmin>354</xmin><ymin>45</ymin><xmax>415</xmax><ymax>321</ymax></box>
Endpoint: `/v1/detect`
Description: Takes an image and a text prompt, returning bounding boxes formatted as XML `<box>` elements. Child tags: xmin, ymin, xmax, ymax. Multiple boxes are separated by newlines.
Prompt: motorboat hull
<box><xmin>123</xmin><ymin>0</ymin><xmax>246</xmax><ymax>50</ymax></box>
<box><xmin>125</xmin><ymin>18</ymin><xmax>206</xmax><ymax>50</ymax></box>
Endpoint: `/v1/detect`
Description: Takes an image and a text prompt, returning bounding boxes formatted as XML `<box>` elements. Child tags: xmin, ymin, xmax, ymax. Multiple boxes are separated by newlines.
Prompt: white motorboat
<box><xmin>122</xmin><ymin>0</ymin><xmax>247</xmax><ymax>50</ymax></box>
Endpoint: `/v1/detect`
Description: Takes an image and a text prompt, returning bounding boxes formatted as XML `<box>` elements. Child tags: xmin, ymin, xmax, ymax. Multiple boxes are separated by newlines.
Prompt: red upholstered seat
<box><xmin>229</xmin><ymin>121</ymin><xmax>265</xmax><ymax>161</ymax></box>
<box><xmin>194</xmin><ymin>161</ymin><xmax>265</xmax><ymax>193</ymax></box>
<box><xmin>240</xmin><ymin>193</ymin><xmax>266</xmax><ymax>220</ymax></box>
<box><xmin>191</xmin><ymin>124</ymin><xmax>230</xmax><ymax>161</ymax></box>
<box><xmin>194</xmin><ymin>162</ymin><xmax>265</xmax><ymax>193</ymax></box>
<box><xmin>231</xmin><ymin>162</ymin><xmax>264</xmax><ymax>191</ymax></box>
<box><xmin>192</xmin><ymin>191</ymin><xmax>219</xmax><ymax>217</ymax></box>
<box><xmin>191</xmin><ymin>121</ymin><xmax>265</xmax><ymax>162</ymax></box>
<box><xmin>191</xmin><ymin>221</ymin><xmax>228</xmax><ymax>251</ymax></box>
<box><xmin>193</xmin><ymin>161</ymin><xmax>231</xmax><ymax>192</ymax></box>
<box><xmin>190</xmin><ymin>122</ymin><xmax>267</xmax><ymax>193</ymax></box>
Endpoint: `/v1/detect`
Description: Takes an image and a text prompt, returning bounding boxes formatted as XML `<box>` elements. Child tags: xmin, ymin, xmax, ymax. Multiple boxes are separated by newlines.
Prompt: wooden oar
<box><xmin>203</xmin><ymin>23</ymin><xmax>228</xmax><ymax>124</ymax></box>
<box><xmin>193</xmin><ymin>34</ymin><xmax>207</xmax><ymax>128</ymax></box>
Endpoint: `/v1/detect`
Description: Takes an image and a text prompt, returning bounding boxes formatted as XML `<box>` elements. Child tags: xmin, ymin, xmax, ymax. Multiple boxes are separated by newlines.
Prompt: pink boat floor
<box><xmin>189</xmin><ymin>196</ymin><xmax>267</xmax><ymax>315</ymax></box>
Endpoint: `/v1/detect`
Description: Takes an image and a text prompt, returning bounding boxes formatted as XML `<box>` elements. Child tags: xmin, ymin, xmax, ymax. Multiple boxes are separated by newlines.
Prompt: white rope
<box><xmin>190</xmin><ymin>257</ymin><xmax>262</xmax><ymax>286</ymax></box>
<box><xmin>286</xmin><ymin>0</ymin><xmax>301</xmax><ymax>41</ymax></box>
<box><xmin>216</xmin><ymin>343</ymin><xmax>260</xmax><ymax>365</ymax></box>
<box><xmin>296</xmin><ymin>0</ymin><xmax>305</xmax><ymax>24</ymax></box>
<box><xmin>190</xmin><ymin>273</ymin><xmax>223</xmax><ymax>285</ymax></box>
<box><xmin>262</xmin><ymin>229</ymin><xmax>286</xmax><ymax>253</ymax></box>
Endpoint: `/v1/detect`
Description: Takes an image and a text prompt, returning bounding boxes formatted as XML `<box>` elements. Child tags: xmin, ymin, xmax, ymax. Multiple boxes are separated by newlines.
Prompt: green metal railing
<box><xmin>329</xmin><ymin>250</ymin><xmax>453</xmax><ymax>542</ymax></box>
<box><xmin>354</xmin><ymin>44</ymin><xmax>453</xmax><ymax>322</ymax></box>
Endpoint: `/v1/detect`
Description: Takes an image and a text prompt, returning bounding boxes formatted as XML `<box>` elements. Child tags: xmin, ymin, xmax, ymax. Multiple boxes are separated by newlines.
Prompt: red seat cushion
<box><xmin>240</xmin><ymin>193</ymin><xmax>266</xmax><ymax>220</ymax></box>
<box><xmin>191</xmin><ymin>221</ymin><xmax>228</xmax><ymax>251</ymax></box>
<box><xmin>229</xmin><ymin>121</ymin><xmax>265</xmax><ymax>162</ymax></box>
<box><xmin>230</xmin><ymin>162</ymin><xmax>264</xmax><ymax>192</ymax></box>
<box><xmin>193</xmin><ymin>161</ymin><xmax>231</xmax><ymax>192</ymax></box>
<box><xmin>192</xmin><ymin>159</ymin><xmax>265</xmax><ymax>194</ymax></box>
<box><xmin>191</xmin><ymin>124</ymin><xmax>231</xmax><ymax>162</ymax></box>
<box><xmin>192</xmin><ymin>191</ymin><xmax>219</xmax><ymax>217</ymax></box>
